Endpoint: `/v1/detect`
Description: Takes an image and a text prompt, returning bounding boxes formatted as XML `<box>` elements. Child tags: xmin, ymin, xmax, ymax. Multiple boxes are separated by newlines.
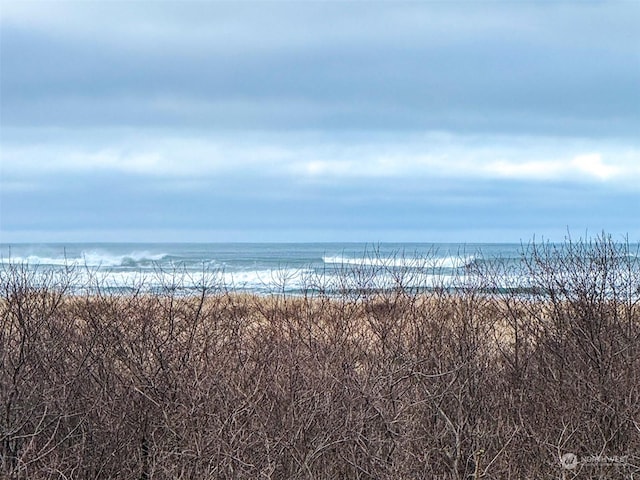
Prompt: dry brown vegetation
<box><xmin>1</xmin><ymin>235</ymin><xmax>639</xmax><ymax>479</ymax></box>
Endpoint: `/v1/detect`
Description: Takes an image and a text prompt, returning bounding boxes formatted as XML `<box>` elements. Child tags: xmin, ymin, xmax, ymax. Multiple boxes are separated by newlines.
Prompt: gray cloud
<box><xmin>2</xmin><ymin>164</ymin><xmax>638</xmax><ymax>242</ymax></box>
<box><xmin>2</xmin><ymin>2</ymin><xmax>638</xmax><ymax>136</ymax></box>
<box><xmin>1</xmin><ymin>1</ymin><xmax>639</xmax><ymax>242</ymax></box>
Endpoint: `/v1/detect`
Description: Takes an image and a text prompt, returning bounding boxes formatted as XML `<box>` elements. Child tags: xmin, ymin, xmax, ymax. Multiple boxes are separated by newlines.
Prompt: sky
<box><xmin>1</xmin><ymin>1</ymin><xmax>639</xmax><ymax>243</ymax></box>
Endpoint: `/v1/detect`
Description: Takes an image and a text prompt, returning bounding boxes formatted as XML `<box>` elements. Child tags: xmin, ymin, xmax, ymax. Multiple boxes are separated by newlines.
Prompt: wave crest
<box><xmin>1</xmin><ymin>251</ymin><xmax>169</xmax><ymax>268</ymax></box>
<box><xmin>322</xmin><ymin>255</ymin><xmax>473</xmax><ymax>269</ymax></box>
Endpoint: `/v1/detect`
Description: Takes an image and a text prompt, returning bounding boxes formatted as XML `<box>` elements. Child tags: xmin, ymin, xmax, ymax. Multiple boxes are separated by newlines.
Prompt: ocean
<box><xmin>0</xmin><ymin>242</ymin><xmax>636</xmax><ymax>295</ymax></box>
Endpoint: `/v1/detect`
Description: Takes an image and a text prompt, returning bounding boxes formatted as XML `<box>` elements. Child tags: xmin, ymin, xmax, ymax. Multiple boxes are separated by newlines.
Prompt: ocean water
<box><xmin>0</xmin><ymin>242</ymin><xmax>636</xmax><ymax>295</ymax></box>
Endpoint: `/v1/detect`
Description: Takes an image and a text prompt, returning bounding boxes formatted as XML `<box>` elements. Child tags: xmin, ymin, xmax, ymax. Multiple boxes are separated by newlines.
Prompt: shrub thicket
<box><xmin>1</xmin><ymin>234</ymin><xmax>639</xmax><ymax>479</ymax></box>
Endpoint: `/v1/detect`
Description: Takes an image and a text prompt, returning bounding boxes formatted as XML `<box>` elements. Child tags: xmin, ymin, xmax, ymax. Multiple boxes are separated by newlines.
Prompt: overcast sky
<box><xmin>1</xmin><ymin>1</ymin><xmax>639</xmax><ymax>243</ymax></box>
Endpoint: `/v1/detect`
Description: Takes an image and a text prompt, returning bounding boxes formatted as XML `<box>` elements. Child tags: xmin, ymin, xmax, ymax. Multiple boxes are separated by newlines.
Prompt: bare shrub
<box><xmin>0</xmin><ymin>235</ymin><xmax>639</xmax><ymax>479</ymax></box>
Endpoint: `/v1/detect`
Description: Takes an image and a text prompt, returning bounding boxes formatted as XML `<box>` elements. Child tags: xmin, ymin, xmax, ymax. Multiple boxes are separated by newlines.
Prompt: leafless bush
<box><xmin>1</xmin><ymin>235</ymin><xmax>639</xmax><ymax>479</ymax></box>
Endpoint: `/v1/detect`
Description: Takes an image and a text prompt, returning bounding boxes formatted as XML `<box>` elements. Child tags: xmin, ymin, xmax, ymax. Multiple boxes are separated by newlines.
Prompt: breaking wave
<box><xmin>322</xmin><ymin>255</ymin><xmax>474</xmax><ymax>269</ymax></box>
<box><xmin>0</xmin><ymin>251</ymin><xmax>170</xmax><ymax>268</ymax></box>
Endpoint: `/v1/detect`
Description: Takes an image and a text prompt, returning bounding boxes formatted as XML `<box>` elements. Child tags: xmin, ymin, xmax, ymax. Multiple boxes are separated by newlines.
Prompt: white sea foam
<box><xmin>0</xmin><ymin>255</ymin><xmax>76</xmax><ymax>266</ymax></box>
<box><xmin>15</xmin><ymin>265</ymin><xmax>457</xmax><ymax>295</ymax></box>
<box><xmin>322</xmin><ymin>255</ymin><xmax>473</xmax><ymax>269</ymax></box>
<box><xmin>1</xmin><ymin>251</ymin><xmax>169</xmax><ymax>268</ymax></box>
<box><xmin>81</xmin><ymin>251</ymin><xmax>169</xmax><ymax>267</ymax></box>
<box><xmin>222</xmin><ymin>268</ymin><xmax>312</xmax><ymax>291</ymax></box>
<box><xmin>68</xmin><ymin>267</ymin><xmax>316</xmax><ymax>293</ymax></box>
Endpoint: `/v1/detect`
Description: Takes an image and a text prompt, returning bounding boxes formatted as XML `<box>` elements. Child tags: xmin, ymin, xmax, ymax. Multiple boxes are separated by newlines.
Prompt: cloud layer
<box><xmin>1</xmin><ymin>2</ymin><xmax>639</xmax><ymax>242</ymax></box>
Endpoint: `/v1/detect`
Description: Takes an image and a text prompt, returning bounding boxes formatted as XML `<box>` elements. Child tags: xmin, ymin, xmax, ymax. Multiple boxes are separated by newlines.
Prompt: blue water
<box><xmin>1</xmin><ymin>242</ymin><xmax>636</xmax><ymax>295</ymax></box>
<box><xmin>0</xmin><ymin>242</ymin><xmax>523</xmax><ymax>293</ymax></box>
